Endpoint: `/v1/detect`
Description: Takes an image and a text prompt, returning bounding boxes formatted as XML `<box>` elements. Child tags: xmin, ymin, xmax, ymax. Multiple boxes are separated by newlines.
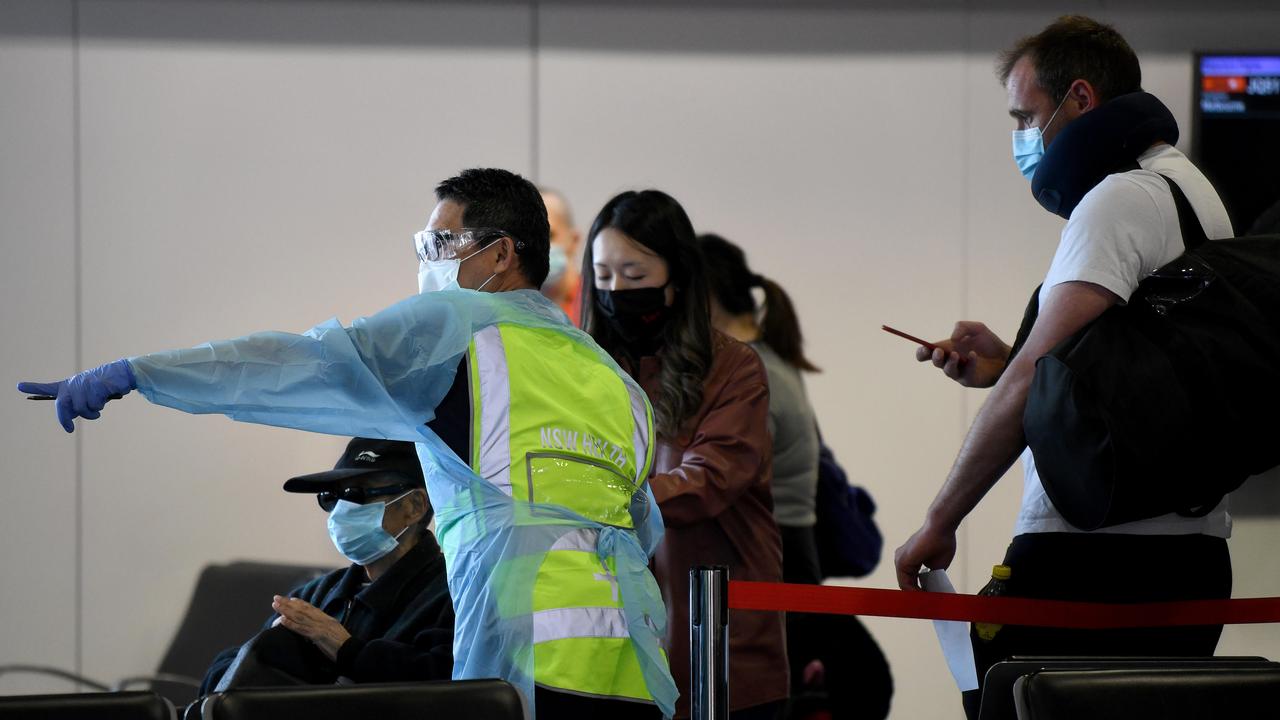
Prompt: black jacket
<box><xmin>200</xmin><ymin>534</ymin><xmax>454</xmax><ymax>693</ymax></box>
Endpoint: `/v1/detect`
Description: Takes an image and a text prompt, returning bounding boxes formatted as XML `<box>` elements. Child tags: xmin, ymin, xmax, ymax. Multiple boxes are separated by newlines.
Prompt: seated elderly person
<box><xmin>199</xmin><ymin>438</ymin><xmax>454</xmax><ymax>694</ymax></box>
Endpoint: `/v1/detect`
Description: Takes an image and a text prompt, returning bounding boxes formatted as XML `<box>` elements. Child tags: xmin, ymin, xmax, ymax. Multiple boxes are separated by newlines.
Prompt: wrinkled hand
<box><xmin>915</xmin><ymin>322</ymin><xmax>1010</xmax><ymax>388</ymax></box>
<box><xmin>894</xmin><ymin>523</ymin><xmax>957</xmax><ymax>591</ymax></box>
<box><xmin>272</xmin><ymin>595</ymin><xmax>351</xmax><ymax>661</ymax></box>
<box><xmin>17</xmin><ymin>359</ymin><xmax>136</xmax><ymax>433</ymax></box>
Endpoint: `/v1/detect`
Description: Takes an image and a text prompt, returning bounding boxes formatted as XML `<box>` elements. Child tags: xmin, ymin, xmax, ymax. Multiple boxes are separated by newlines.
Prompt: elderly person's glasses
<box><xmin>317</xmin><ymin>484</ymin><xmax>414</xmax><ymax>513</ymax></box>
<box><xmin>413</xmin><ymin>228</ymin><xmax>524</xmax><ymax>263</ymax></box>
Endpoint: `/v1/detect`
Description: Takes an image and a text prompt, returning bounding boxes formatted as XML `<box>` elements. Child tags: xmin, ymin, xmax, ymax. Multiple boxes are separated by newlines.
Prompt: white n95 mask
<box><xmin>419</xmin><ymin>259</ymin><xmax>461</xmax><ymax>294</ymax></box>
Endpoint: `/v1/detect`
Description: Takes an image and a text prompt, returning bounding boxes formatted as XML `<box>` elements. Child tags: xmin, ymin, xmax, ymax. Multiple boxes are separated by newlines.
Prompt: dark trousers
<box><xmin>780</xmin><ymin>524</ymin><xmax>893</xmax><ymax>720</ymax></box>
<box><xmin>731</xmin><ymin>699</ymin><xmax>785</xmax><ymax>720</ymax></box>
<box><xmin>535</xmin><ymin>686</ymin><xmax>661</xmax><ymax>720</ymax></box>
<box><xmin>961</xmin><ymin>532</ymin><xmax>1232</xmax><ymax>720</ymax></box>
<box><xmin>780</xmin><ymin>524</ymin><xmax>823</xmax><ymax>586</ymax></box>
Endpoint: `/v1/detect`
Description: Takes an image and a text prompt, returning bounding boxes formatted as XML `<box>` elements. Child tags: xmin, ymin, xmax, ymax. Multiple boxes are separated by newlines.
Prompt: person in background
<box><xmin>540</xmin><ymin>188</ymin><xmax>583</xmax><ymax>323</ymax></box>
<box><xmin>699</xmin><ymin>234</ymin><xmax>821</xmax><ymax>583</ymax></box>
<box><xmin>200</xmin><ymin>438</ymin><xmax>453</xmax><ymax>695</ymax></box>
<box><xmin>584</xmin><ymin>191</ymin><xmax>788</xmax><ymax>720</ymax></box>
<box><xmin>700</xmin><ymin>234</ymin><xmax>891</xmax><ymax>720</ymax></box>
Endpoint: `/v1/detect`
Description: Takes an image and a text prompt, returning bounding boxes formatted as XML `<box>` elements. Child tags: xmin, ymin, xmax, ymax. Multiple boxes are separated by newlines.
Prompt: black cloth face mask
<box><xmin>595</xmin><ymin>287</ymin><xmax>672</xmax><ymax>355</ymax></box>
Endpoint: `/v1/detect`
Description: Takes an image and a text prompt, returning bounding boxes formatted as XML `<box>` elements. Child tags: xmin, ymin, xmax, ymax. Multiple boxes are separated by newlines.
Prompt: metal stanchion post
<box><xmin>690</xmin><ymin>565</ymin><xmax>729</xmax><ymax>720</ymax></box>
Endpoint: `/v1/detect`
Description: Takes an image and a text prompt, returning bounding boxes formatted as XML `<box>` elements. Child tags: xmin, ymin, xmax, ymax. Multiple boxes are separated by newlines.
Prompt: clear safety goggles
<box><xmin>414</xmin><ymin>227</ymin><xmax>523</xmax><ymax>263</ymax></box>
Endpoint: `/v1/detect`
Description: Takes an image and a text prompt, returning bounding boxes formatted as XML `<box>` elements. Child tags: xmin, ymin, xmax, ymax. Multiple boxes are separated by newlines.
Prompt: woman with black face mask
<box><xmin>582</xmin><ymin>191</ymin><xmax>789</xmax><ymax>720</ymax></box>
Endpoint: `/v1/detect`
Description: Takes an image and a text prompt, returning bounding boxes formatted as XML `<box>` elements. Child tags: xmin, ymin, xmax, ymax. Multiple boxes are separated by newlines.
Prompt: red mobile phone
<box><xmin>881</xmin><ymin>325</ymin><xmax>942</xmax><ymax>352</ymax></box>
<box><xmin>882</xmin><ymin>325</ymin><xmax>967</xmax><ymax>364</ymax></box>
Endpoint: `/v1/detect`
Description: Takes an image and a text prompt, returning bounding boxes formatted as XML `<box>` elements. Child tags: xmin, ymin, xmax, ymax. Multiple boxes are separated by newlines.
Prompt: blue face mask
<box><xmin>542</xmin><ymin>245</ymin><xmax>570</xmax><ymax>291</ymax></box>
<box><xmin>1011</xmin><ymin>93</ymin><xmax>1070</xmax><ymax>182</ymax></box>
<box><xmin>326</xmin><ymin>491</ymin><xmax>412</xmax><ymax>565</ymax></box>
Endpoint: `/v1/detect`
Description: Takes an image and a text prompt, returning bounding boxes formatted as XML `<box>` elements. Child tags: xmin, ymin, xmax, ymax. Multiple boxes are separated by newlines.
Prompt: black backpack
<box><xmin>1020</xmin><ymin>175</ymin><xmax>1280</xmax><ymax>530</ymax></box>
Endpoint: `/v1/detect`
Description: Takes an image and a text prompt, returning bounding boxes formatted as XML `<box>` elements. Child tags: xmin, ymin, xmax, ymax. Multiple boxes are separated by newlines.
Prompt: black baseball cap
<box><xmin>283</xmin><ymin>438</ymin><xmax>425</xmax><ymax>494</ymax></box>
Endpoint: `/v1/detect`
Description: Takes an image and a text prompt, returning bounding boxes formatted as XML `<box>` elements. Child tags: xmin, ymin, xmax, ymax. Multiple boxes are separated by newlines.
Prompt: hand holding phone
<box><xmin>882</xmin><ymin>325</ymin><xmax>968</xmax><ymax>366</ymax></box>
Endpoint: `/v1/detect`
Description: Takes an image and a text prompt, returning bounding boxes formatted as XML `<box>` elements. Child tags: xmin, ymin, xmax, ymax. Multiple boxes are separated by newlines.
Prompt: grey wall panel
<box><xmin>0</xmin><ymin>0</ymin><xmax>80</xmax><ymax>696</ymax></box>
<box><xmin>74</xmin><ymin>0</ymin><xmax>532</xmax><ymax>681</ymax></box>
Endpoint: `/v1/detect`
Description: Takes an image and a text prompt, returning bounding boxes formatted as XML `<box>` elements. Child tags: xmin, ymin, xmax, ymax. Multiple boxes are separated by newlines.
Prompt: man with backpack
<box><xmin>891</xmin><ymin>16</ymin><xmax>1233</xmax><ymax>718</ymax></box>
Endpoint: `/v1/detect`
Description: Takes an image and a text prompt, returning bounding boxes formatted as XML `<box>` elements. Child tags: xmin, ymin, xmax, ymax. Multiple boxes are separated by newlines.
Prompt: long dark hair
<box><xmin>699</xmin><ymin>233</ymin><xmax>820</xmax><ymax>373</ymax></box>
<box><xmin>582</xmin><ymin>191</ymin><xmax>712</xmax><ymax>439</ymax></box>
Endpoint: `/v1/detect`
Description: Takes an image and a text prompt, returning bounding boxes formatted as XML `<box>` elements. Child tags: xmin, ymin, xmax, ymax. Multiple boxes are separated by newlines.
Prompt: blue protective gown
<box><xmin>129</xmin><ymin>289</ymin><xmax>677</xmax><ymax>717</ymax></box>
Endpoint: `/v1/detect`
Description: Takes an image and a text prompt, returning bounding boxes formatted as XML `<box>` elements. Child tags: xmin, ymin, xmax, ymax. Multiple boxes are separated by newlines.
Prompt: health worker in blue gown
<box><xmin>18</xmin><ymin>168</ymin><xmax>677</xmax><ymax>720</ymax></box>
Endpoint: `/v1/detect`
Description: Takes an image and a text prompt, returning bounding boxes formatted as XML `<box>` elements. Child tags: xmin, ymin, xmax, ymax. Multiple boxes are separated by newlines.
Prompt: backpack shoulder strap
<box><xmin>1006</xmin><ymin>284</ymin><xmax>1042</xmax><ymax>365</ymax></box>
<box><xmin>1157</xmin><ymin>174</ymin><xmax>1211</xmax><ymax>251</ymax></box>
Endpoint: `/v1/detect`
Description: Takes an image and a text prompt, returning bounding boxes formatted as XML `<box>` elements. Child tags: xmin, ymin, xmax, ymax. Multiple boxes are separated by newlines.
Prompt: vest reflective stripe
<box><xmin>550</xmin><ymin>528</ymin><xmax>600</xmax><ymax>553</ymax></box>
<box><xmin>532</xmin><ymin>606</ymin><xmax>630</xmax><ymax>644</ymax></box>
<box><xmin>626</xmin><ymin>382</ymin><xmax>655</xmax><ymax>485</ymax></box>
<box><xmin>471</xmin><ymin>326</ymin><xmax>513</xmax><ymax>496</ymax></box>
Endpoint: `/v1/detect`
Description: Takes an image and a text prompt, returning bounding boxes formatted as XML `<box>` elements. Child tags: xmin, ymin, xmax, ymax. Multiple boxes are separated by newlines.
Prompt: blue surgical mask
<box><xmin>542</xmin><ymin>245</ymin><xmax>569</xmax><ymax>290</ymax></box>
<box><xmin>326</xmin><ymin>491</ymin><xmax>412</xmax><ymax>565</ymax></box>
<box><xmin>1011</xmin><ymin>93</ymin><xmax>1070</xmax><ymax>182</ymax></box>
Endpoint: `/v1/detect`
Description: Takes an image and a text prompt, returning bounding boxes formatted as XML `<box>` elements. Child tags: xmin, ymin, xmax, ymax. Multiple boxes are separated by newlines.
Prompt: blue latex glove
<box><xmin>18</xmin><ymin>359</ymin><xmax>137</xmax><ymax>433</ymax></box>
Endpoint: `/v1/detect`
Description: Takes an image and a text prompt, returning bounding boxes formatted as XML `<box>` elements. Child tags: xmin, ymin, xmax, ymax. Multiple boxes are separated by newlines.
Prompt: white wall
<box><xmin>0</xmin><ymin>0</ymin><xmax>78</xmax><ymax>695</ymax></box>
<box><xmin>3</xmin><ymin>1</ymin><xmax>1280</xmax><ymax>717</ymax></box>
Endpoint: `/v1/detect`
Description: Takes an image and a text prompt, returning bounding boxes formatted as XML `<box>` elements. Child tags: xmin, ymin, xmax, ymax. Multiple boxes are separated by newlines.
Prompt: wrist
<box><xmin>335</xmin><ymin>636</ymin><xmax>365</xmax><ymax>675</ymax></box>
<box><xmin>328</xmin><ymin>628</ymin><xmax>352</xmax><ymax>658</ymax></box>
<box><xmin>119</xmin><ymin>359</ymin><xmax>137</xmax><ymax>391</ymax></box>
<box><xmin>101</xmin><ymin>358</ymin><xmax>137</xmax><ymax>394</ymax></box>
<box><xmin>923</xmin><ymin>506</ymin><xmax>962</xmax><ymax>535</ymax></box>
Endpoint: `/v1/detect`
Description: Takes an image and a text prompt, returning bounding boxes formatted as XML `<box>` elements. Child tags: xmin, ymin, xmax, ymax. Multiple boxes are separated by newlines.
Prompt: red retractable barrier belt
<box><xmin>730</xmin><ymin>581</ymin><xmax>1280</xmax><ymax>629</ymax></box>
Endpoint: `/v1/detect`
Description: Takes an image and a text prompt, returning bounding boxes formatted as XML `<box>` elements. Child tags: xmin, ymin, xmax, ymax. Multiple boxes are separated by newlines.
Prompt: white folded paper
<box><xmin>921</xmin><ymin>568</ymin><xmax>979</xmax><ymax>692</ymax></box>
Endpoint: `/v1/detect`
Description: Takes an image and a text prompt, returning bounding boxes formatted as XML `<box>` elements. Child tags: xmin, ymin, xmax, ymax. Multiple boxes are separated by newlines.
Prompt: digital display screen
<box><xmin>1194</xmin><ymin>54</ymin><xmax>1280</xmax><ymax>234</ymax></box>
<box><xmin>1199</xmin><ymin>56</ymin><xmax>1280</xmax><ymax>117</ymax></box>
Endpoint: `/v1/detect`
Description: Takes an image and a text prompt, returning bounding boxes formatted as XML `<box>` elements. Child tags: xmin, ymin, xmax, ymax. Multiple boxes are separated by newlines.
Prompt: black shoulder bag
<box><xmin>1021</xmin><ymin>176</ymin><xmax>1280</xmax><ymax>530</ymax></box>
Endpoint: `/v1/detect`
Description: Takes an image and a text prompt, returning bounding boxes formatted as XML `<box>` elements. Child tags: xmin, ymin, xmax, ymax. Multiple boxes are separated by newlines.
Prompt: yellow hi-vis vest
<box><xmin>468</xmin><ymin>322</ymin><xmax>657</xmax><ymax>702</ymax></box>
